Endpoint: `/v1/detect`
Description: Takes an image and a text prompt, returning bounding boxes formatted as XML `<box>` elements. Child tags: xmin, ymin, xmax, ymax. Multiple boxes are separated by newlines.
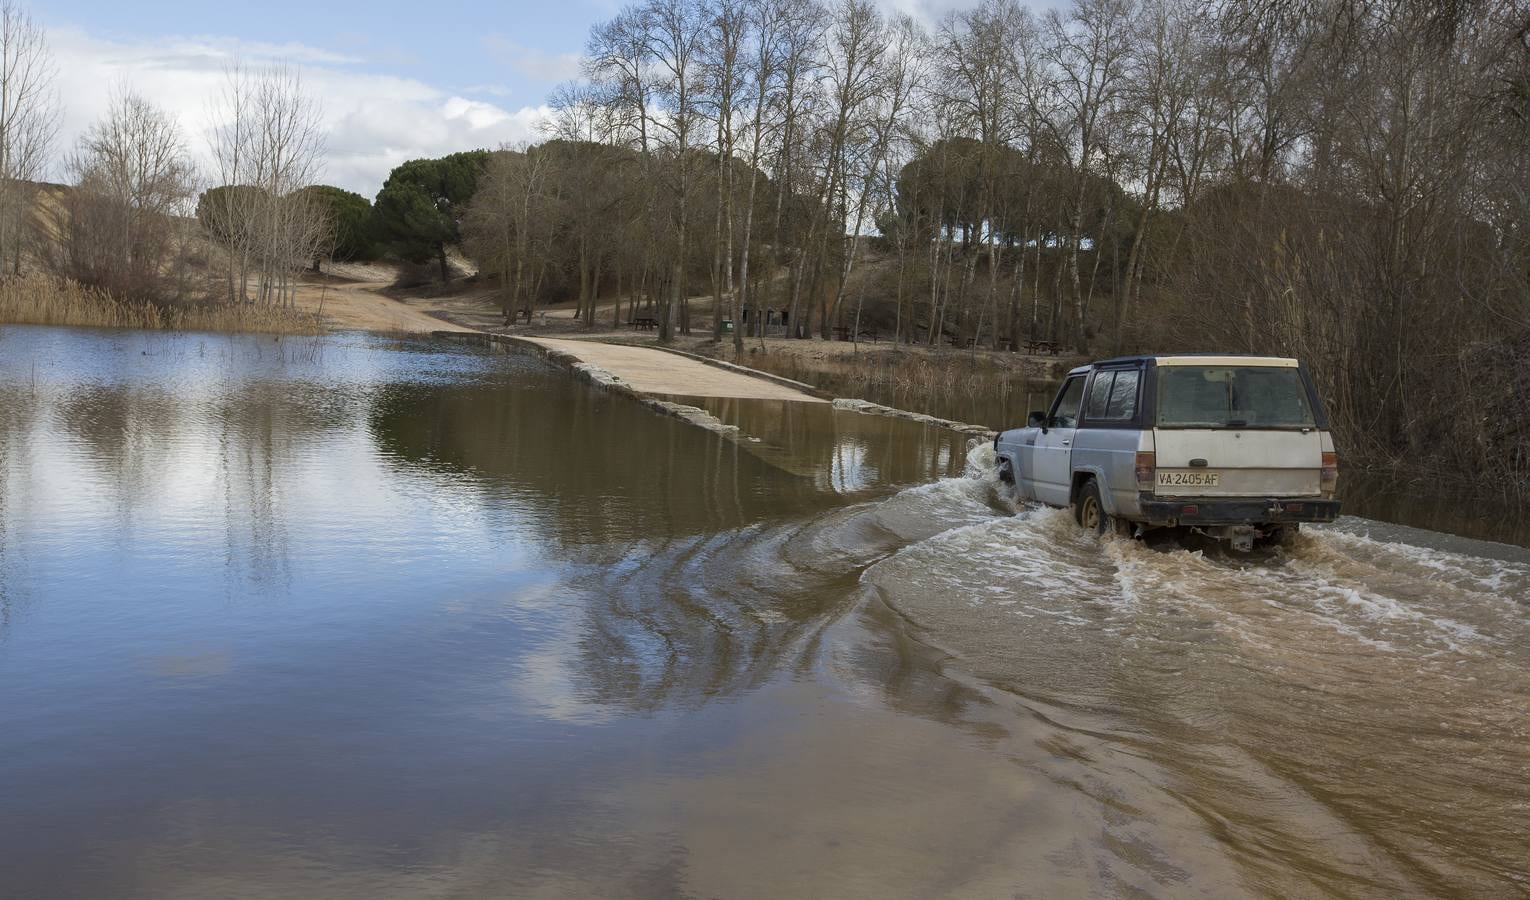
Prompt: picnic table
<box><xmin>511</xmin><ymin>308</ymin><xmax>532</xmax><ymax>324</ymax></box>
<box><xmin>857</xmin><ymin>327</ymin><xmax>878</xmax><ymax>343</ymax></box>
<box><xmin>631</xmin><ymin>316</ymin><xmax>659</xmax><ymax>332</ymax></box>
<box><xmin>1025</xmin><ymin>339</ymin><xmax>1061</xmax><ymax>355</ymax></box>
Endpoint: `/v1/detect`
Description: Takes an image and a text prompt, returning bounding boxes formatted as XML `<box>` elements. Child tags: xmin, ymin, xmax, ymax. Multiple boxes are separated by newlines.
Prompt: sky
<box><xmin>36</xmin><ymin>0</ymin><xmax>1043</xmax><ymax>198</ymax></box>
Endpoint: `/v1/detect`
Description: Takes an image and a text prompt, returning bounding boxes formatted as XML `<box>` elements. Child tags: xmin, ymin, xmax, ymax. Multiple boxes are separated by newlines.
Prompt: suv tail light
<box><xmin>1135</xmin><ymin>451</ymin><xmax>1156</xmax><ymax>492</ymax></box>
<box><xmin>1321</xmin><ymin>451</ymin><xmax>1339</xmax><ymax>497</ymax></box>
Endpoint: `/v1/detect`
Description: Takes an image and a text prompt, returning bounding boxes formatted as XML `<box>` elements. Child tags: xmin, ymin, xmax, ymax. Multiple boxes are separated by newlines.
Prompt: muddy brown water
<box><xmin>1</xmin><ymin>325</ymin><xmax>1526</xmax><ymax>898</ymax></box>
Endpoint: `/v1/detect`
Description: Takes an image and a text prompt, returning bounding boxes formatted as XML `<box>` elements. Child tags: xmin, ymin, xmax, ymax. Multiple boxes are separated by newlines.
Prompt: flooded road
<box><xmin>1</xmin><ymin>326</ymin><xmax>1527</xmax><ymax>898</ymax></box>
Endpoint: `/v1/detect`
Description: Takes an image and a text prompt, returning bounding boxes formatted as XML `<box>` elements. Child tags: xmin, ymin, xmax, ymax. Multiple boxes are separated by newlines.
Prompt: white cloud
<box><xmin>872</xmin><ymin>0</ymin><xmax>1068</xmax><ymax>25</ymax></box>
<box><xmin>483</xmin><ymin>35</ymin><xmax>585</xmax><ymax>85</ymax></box>
<box><xmin>45</xmin><ymin>26</ymin><xmax>549</xmax><ymax>198</ymax></box>
<box><xmin>461</xmin><ymin>83</ymin><xmax>516</xmax><ymax>99</ymax></box>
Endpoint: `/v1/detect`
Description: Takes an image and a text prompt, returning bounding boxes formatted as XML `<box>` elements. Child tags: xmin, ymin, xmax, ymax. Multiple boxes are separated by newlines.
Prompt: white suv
<box><xmin>994</xmin><ymin>355</ymin><xmax>1340</xmax><ymax>551</ymax></box>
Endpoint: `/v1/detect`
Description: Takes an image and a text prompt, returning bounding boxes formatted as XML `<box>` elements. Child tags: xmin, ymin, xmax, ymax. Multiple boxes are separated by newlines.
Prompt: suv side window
<box><xmin>1082</xmin><ymin>368</ymin><xmax>1140</xmax><ymax>426</ymax></box>
<box><xmin>1105</xmin><ymin>369</ymin><xmax>1140</xmax><ymax>420</ymax></box>
<box><xmin>1049</xmin><ymin>375</ymin><xmax>1087</xmax><ymax>428</ymax></box>
<box><xmin>1085</xmin><ymin>371</ymin><xmax>1114</xmax><ymax>420</ymax></box>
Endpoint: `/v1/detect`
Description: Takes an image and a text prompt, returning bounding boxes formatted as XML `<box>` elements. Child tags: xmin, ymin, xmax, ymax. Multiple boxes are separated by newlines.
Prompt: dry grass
<box><xmin>0</xmin><ymin>273</ymin><xmax>324</xmax><ymax>334</ymax></box>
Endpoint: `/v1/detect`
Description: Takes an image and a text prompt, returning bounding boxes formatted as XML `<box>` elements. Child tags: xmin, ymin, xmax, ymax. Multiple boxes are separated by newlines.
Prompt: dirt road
<box><xmin>522</xmin><ymin>337</ymin><xmax>824</xmax><ymax>402</ymax></box>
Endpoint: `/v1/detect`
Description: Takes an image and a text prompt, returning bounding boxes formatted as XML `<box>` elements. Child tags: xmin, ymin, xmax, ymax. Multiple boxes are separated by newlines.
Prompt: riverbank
<box><xmin>0</xmin><ymin>273</ymin><xmax>325</xmax><ymax>335</ymax></box>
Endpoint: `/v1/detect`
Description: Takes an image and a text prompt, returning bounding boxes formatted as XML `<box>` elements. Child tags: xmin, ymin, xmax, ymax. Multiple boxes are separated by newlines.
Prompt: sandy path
<box><xmin>293</xmin><ymin>281</ymin><xmax>477</xmax><ymax>333</ymax></box>
<box><xmin>523</xmin><ymin>338</ymin><xmax>824</xmax><ymax>402</ymax></box>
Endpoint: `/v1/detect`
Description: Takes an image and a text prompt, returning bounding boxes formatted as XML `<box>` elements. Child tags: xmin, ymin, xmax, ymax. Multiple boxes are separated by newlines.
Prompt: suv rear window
<box><xmin>1156</xmin><ymin>366</ymin><xmax>1315</xmax><ymax>428</ymax></box>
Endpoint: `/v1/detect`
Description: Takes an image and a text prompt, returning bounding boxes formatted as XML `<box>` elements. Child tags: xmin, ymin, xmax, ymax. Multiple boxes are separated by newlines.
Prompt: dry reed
<box><xmin>0</xmin><ymin>273</ymin><xmax>324</xmax><ymax>335</ymax></box>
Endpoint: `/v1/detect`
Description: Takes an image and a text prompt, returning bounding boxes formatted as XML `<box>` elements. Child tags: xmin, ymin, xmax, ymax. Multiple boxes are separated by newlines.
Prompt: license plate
<box><xmin>1157</xmin><ymin>471</ymin><xmax>1221</xmax><ymax>488</ymax></box>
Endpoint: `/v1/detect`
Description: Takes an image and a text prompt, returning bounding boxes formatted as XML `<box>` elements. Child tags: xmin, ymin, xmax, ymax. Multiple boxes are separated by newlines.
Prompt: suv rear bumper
<box><xmin>1138</xmin><ymin>496</ymin><xmax>1340</xmax><ymax>526</ymax></box>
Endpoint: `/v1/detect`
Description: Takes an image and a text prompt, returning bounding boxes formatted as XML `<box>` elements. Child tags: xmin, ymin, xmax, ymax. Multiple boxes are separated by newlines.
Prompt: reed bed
<box><xmin>721</xmin><ymin>346</ymin><xmax>1060</xmax><ymax>431</ymax></box>
<box><xmin>0</xmin><ymin>274</ymin><xmax>324</xmax><ymax>335</ymax></box>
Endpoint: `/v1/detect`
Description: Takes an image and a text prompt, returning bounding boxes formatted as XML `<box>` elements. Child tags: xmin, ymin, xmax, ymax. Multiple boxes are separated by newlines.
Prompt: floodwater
<box><xmin>1</xmin><ymin>326</ymin><xmax>1527</xmax><ymax>898</ymax></box>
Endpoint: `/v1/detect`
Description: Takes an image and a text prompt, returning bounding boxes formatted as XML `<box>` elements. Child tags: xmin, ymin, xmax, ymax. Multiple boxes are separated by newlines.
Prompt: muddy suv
<box><xmin>994</xmin><ymin>355</ymin><xmax>1340</xmax><ymax>551</ymax></box>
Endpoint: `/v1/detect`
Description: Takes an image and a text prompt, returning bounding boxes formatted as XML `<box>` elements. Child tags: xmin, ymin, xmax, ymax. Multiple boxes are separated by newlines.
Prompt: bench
<box><xmin>631</xmin><ymin>316</ymin><xmax>659</xmax><ymax>332</ymax></box>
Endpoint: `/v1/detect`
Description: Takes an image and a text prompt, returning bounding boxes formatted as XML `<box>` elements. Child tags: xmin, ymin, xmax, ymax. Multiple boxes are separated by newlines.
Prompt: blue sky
<box><xmin>38</xmin><ymin>0</ymin><xmax>605</xmax><ymax>110</ymax></box>
<box><xmin>37</xmin><ymin>0</ymin><xmax>1037</xmax><ymax>196</ymax></box>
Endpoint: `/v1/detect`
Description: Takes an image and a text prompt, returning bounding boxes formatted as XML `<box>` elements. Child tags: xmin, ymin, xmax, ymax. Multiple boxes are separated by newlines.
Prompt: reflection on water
<box><xmin>1340</xmin><ymin>468</ymin><xmax>1530</xmax><ymax>550</ymax></box>
<box><xmin>2</xmin><ymin>325</ymin><xmax>1528</xmax><ymax>899</ymax></box>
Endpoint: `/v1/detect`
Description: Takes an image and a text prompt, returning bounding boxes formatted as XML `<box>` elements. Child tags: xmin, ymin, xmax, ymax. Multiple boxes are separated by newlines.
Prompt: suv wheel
<box><xmin>1075</xmin><ymin>479</ymin><xmax>1130</xmax><ymax>538</ymax></box>
<box><xmin>1075</xmin><ymin>480</ymin><xmax>1107</xmax><ymax>534</ymax></box>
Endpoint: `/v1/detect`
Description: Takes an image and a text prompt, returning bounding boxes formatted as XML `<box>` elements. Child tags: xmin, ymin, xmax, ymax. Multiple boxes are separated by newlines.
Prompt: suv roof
<box><xmin>1067</xmin><ymin>353</ymin><xmax>1300</xmax><ymax>376</ymax></box>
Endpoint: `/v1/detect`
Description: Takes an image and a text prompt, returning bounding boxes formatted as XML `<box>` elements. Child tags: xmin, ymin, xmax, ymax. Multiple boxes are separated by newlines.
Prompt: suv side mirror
<box><xmin>1027</xmin><ymin>411</ymin><xmax>1046</xmax><ymax>428</ymax></box>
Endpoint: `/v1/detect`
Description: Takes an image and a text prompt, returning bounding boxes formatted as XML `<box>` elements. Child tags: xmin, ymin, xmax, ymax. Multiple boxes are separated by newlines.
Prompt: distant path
<box><xmin>293</xmin><ymin>279</ymin><xmax>479</xmax><ymax>334</ymax></box>
<box><xmin>522</xmin><ymin>337</ymin><xmax>825</xmax><ymax>402</ymax></box>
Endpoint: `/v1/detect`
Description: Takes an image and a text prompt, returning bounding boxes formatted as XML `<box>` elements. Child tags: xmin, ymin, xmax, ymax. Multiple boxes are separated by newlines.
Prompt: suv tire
<box><xmin>1075</xmin><ymin>479</ymin><xmax>1107</xmax><ymax>534</ymax></box>
<box><xmin>1075</xmin><ymin>479</ymin><xmax>1131</xmax><ymax>538</ymax></box>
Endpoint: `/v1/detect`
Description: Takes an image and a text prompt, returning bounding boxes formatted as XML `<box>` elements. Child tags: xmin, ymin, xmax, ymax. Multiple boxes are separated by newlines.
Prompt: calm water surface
<box><xmin>1</xmin><ymin>326</ymin><xmax>1527</xmax><ymax>898</ymax></box>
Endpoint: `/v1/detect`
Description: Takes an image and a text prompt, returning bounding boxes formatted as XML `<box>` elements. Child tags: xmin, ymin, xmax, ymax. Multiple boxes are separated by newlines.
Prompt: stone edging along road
<box><xmin>431</xmin><ymin>331</ymin><xmax>998</xmax><ymax>442</ymax></box>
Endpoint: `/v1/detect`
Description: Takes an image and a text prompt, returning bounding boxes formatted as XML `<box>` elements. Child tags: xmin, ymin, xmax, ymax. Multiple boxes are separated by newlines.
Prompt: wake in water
<box><xmin>848</xmin><ymin>448</ymin><xmax>1530</xmax><ymax>897</ymax></box>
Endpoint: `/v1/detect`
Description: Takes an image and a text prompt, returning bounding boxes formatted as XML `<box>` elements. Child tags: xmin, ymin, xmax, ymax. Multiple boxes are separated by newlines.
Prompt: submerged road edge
<box><xmin>433</xmin><ymin>331</ymin><xmax>743</xmax><ymax>438</ymax></box>
<box><xmin>431</xmin><ymin>330</ymin><xmax>997</xmax><ymax>443</ymax></box>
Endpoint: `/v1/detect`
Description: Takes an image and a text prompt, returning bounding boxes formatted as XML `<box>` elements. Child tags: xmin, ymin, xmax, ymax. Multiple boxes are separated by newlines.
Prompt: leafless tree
<box><xmin>206</xmin><ymin>63</ymin><xmax>328</xmax><ymax>308</ymax></box>
<box><xmin>464</xmin><ymin>144</ymin><xmax>553</xmax><ymax>324</ymax></box>
<box><xmin>733</xmin><ymin>0</ymin><xmax>790</xmax><ymax>349</ymax></box>
<box><xmin>643</xmin><ymin>0</ymin><xmax>707</xmax><ymax>341</ymax></box>
<box><xmin>1042</xmin><ymin>0</ymin><xmax>1135</xmax><ymax>351</ymax></box>
<box><xmin>703</xmin><ymin>0</ymin><xmax>748</xmax><ymax>341</ymax></box>
<box><xmin>59</xmin><ymin>87</ymin><xmax>196</xmax><ymax>300</ymax></box>
<box><xmin>0</xmin><ymin>0</ymin><xmax>59</xmax><ymax>276</ymax></box>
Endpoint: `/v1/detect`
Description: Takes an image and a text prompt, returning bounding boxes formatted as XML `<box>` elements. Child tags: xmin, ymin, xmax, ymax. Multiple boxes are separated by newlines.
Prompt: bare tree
<box><xmin>1111</xmin><ymin>0</ymin><xmax>1197</xmax><ymax>351</ymax></box>
<box><xmin>0</xmin><ymin>0</ymin><xmax>58</xmax><ymax>276</ymax></box>
<box><xmin>1042</xmin><ymin>0</ymin><xmax>1136</xmax><ymax>351</ymax></box>
<box><xmin>703</xmin><ymin>0</ymin><xmax>748</xmax><ymax>341</ymax></box>
<box><xmin>935</xmin><ymin>0</ymin><xmax>1027</xmax><ymax>346</ymax></box>
<box><xmin>733</xmin><ymin>0</ymin><xmax>789</xmax><ymax>350</ymax></box>
<box><xmin>771</xmin><ymin>0</ymin><xmax>828</xmax><ymax>337</ymax></box>
<box><xmin>806</xmin><ymin>0</ymin><xmax>889</xmax><ymax>338</ymax></box>
<box><xmin>206</xmin><ymin>63</ymin><xmax>328</xmax><ymax>308</ymax></box>
<box><xmin>60</xmin><ymin>87</ymin><xmax>196</xmax><ymax>300</ymax></box>
<box><xmin>464</xmin><ymin>145</ymin><xmax>554</xmax><ymax>324</ymax></box>
<box><xmin>643</xmin><ymin>0</ymin><xmax>707</xmax><ymax>341</ymax></box>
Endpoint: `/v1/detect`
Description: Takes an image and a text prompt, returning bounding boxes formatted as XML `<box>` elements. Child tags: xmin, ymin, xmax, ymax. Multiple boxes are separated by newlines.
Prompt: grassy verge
<box><xmin>0</xmin><ymin>274</ymin><xmax>325</xmax><ymax>335</ymax></box>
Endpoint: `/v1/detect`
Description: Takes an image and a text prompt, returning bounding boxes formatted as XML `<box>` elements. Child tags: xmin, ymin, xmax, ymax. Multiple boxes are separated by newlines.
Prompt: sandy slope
<box><xmin>291</xmin><ymin>278</ymin><xmax>479</xmax><ymax>333</ymax></box>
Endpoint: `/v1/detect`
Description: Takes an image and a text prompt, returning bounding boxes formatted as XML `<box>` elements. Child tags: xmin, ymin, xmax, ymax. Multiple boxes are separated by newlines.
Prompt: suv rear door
<box><xmin>1150</xmin><ymin>363</ymin><xmax>1324</xmax><ymax>497</ymax></box>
